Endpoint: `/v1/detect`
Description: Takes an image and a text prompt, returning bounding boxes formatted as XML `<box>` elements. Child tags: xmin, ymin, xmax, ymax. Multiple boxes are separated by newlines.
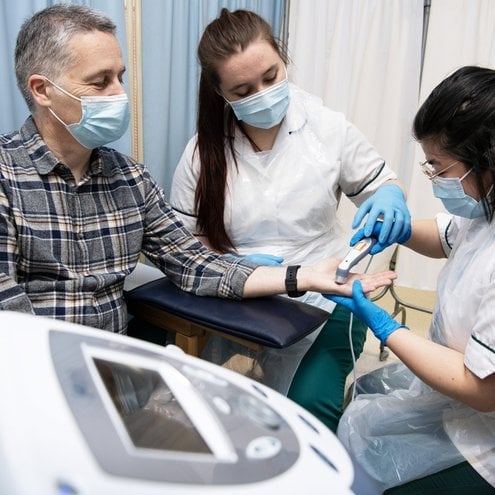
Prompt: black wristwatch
<box><xmin>285</xmin><ymin>265</ymin><xmax>307</xmax><ymax>298</ymax></box>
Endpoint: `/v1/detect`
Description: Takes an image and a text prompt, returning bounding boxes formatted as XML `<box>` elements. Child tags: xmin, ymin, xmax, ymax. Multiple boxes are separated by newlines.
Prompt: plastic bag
<box><xmin>200</xmin><ymin>326</ymin><xmax>322</xmax><ymax>395</ymax></box>
<box><xmin>353</xmin><ymin>361</ymin><xmax>415</xmax><ymax>396</ymax></box>
<box><xmin>338</xmin><ymin>363</ymin><xmax>465</xmax><ymax>491</ymax></box>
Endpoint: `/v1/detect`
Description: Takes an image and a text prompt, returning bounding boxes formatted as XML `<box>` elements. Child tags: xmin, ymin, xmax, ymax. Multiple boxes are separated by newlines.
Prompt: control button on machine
<box><xmin>239</xmin><ymin>394</ymin><xmax>282</xmax><ymax>430</ymax></box>
<box><xmin>212</xmin><ymin>395</ymin><xmax>232</xmax><ymax>415</ymax></box>
<box><xmin>181</xmin><ymin>365</ymin><xmax>228</xmax><ymax>387</ymax></box>
<box><xmin>245</xmin><ymin>436</ymin><xmax>282</xmax><ymax>460</ymax></box>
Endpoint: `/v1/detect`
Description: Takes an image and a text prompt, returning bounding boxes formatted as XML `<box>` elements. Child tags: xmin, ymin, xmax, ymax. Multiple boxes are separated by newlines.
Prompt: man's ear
<box><xmin>29</xmin><ymin>74</ymin><xmax>51</xmax><ymax>107</ymax></box>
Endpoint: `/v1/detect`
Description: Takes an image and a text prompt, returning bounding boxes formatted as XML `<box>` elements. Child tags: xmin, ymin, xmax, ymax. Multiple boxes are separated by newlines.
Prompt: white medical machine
<box><xmin>0</xmin><ymin>311</ymin><xmax>379</xmax><ymax>495</ymax></box>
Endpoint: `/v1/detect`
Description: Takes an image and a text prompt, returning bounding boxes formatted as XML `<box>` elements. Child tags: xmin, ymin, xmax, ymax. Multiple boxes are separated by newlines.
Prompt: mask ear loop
<box><xmin>43</xmin><ymin>77</ymin><xmax>82</xmax><ymax>102</ymax></box>
<box><xmin>44</xmin><ymin>77</ymin><xmax>82</xmax><ymax>127</ymax></box>
<box><xmin>459</xmin><ymin>167</ymin><xmax>473</xmax><ymax>182</ymax></box>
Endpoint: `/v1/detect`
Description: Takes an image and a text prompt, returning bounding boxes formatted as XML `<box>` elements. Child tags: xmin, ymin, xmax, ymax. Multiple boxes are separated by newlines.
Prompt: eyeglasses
<box><xmin>419</xmin><ymin>160</ymin><xmax>459</xmax><ymax>181</ymax></box>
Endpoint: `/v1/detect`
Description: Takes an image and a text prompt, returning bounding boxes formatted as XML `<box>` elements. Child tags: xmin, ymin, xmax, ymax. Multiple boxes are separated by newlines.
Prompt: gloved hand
<box><xmin>225</xmin><ymin>253</ymin><xmax>284</xmax><ymax>266</ymax></box>
<box><xmin>352</xmin><ymin>184</ymin><xmax>411</xmax><ymax>254</ymax></box>
<box><xmin>350</xmin><ymin>220</ymin><xmax>411</xmax><ymax>255</ymax></box>
<box><xmin>325</xmin><ymin>280</ymin><xmax>406</xmax><ymax>345</ymax></box>
<box><xmin>242</xmin><ymin>253</ymin><xmax>284</xmax><ymax>266</ymax></box>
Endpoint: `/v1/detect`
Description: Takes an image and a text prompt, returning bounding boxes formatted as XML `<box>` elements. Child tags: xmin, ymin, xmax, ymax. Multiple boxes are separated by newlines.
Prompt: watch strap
<box><xmin>285</xmin><ymin>265</ymin><xmax>307</xmax><ymax>298</ymax></box>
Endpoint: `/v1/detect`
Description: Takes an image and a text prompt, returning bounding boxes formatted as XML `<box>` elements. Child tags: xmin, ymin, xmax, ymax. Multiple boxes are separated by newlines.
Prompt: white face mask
<box><xmin>225</xmin><ymin>74</ymin><xmax>290</xmax><ymax>129</ymax></box>
<box><xmin>45</xmin><ymin>78</ymin><xmax>130</xmax><ymax>149</ymax></box>
<box><xmin>432</xmin><ymin>169</ymin><xmax>489</xmax><ymax>219</ymax></box>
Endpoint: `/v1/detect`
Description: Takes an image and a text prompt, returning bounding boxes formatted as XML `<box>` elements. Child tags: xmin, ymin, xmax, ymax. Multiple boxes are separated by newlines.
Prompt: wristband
<box><xmin>285</xmin><ymin>265</ymin><xmax>306</xmax><ymax>298</ymax></box>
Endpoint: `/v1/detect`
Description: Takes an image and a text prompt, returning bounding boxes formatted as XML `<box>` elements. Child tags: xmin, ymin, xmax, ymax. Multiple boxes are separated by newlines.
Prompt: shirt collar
<box><xmin>20</xmin><ymin>116</ymin><xmax>114</xmax><ymax>177</ymax></box>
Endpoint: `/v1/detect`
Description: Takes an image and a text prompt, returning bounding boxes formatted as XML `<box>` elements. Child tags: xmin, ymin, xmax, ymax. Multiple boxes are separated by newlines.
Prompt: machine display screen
<box><xmin>93</xmin><ymin>358</ymin><xmax>212</xmax><ymax>454</ymax></box>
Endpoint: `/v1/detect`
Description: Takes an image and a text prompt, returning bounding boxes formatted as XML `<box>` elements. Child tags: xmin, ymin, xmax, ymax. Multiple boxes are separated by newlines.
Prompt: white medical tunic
<box><xmin>435</xmin><ymin>212</ymin><xmax>495</xmax><ymax>485</ymax></box>
<box><xmin>171</xmin><ymin>84</ymin><xmax>397</xmax><ymax>314</ymax></box>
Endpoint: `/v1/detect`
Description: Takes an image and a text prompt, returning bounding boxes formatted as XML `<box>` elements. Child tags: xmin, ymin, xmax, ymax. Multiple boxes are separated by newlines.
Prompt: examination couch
<box><xmin>124</xmin><ymin>263</ymin><xmax>330</xmax><ymax>357</ymax></box>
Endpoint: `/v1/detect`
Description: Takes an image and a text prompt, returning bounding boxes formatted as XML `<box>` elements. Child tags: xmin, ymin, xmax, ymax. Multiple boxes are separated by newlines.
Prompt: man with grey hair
<box><xmin>0</xmin><ymin>4</ymin><xmax>394</xmax><ymax>334</ymax></box>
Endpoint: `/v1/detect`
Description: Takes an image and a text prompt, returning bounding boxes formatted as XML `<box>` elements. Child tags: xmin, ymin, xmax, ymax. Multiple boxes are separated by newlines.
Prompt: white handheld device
<box><xmin>335</xmin><ymin>238</ymin><xmax>377</xmax><ymax>284</ymax></box>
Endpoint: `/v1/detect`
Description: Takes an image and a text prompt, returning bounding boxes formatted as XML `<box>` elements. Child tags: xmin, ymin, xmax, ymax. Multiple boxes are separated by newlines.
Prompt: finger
<box><xmin>349</xmin><ymin>228</ymin><xmax>365</xmax><ymax>247</ymax></box>
<box><xmin>387</xmin><ymin>212</ymin><xmax>405</xmax><ymax>244</ymax></box>
<box><xmin>351</xmin><ymin>200</ymin><xmax>371</xmax><ymax>229</ymax></box>
<box><xmin>377</xmin><ymin>270</ymin><xmax>397</xmax><ymax>282</ymax></box>
<box><xmin>374</xmin><ymin>211</ymin><xmax>393</xmax><ymax>242</ymax></box>
<box><xmin>365</xmin><ymin>270</ymin><xmax>397</xmax><ymax>284</ymax></box>
<box><xmin>358</xmin><ymin>273</ymin><xmax>395</xmax><ymax>292</ymax></box>
<box><xmin>363</xmin><ymin>206</ymin><xmax>385</xmax><ymax>237</ymax></box>
<box><xmin>369</xmin><ymin>241</ymin><xmax>388</xmax><ymax>255</ymax></box>
<box><xmin>352</xmin><ymin>279</ymin><xmax>364</xmax><ymax>296</ymax></box>
<box><xmin>352</xmin><ymin>280</ymin><xmax>370</xmax><ymax>305</ymax></box>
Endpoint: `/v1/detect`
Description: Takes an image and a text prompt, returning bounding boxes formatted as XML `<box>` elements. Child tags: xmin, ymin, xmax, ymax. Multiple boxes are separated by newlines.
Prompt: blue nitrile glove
<box><xmin>242</xmin><ymin>253</ymin><xmax>284</xmax><ymax>266</ymax></box>
<box><xmin>352</xmin><ymin>184</ymin><xmax>411</xmax><ymax>253</ymax></box>
<box><xmin>225</xmin><ymin>253</ymin><xmax>284</xmax><ymax>266</ymax></box>
<box><xmin>350</xmin><ymin>220</ymin><xmax>412</xmax><ymax>255</ymax></box>
<box><xmin>325</xmin><ymin>280</ymin><xmax>406</xmax><ymax>345</ymax></box>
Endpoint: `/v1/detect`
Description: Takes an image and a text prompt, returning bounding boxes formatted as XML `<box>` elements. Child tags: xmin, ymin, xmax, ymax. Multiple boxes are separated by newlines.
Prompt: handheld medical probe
<box><xmin>335</xmin><ymin>237</ymin><xmax>377</xmax><ymax>284</ymax></box>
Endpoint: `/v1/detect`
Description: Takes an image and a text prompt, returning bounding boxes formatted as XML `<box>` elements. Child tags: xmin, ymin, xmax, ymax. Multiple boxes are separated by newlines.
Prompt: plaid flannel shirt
<box><xmin>0</xmin><ymin>117</ymin><xmax>254</xmax><ymax>332</ymax></box>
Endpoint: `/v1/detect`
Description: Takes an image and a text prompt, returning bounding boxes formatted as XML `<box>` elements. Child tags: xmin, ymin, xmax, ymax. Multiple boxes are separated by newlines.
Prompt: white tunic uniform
<box><xmin>171</xmin><ymin>84</ymin><xmax>397</xmax><ymax>392</ymax></box>
<box><xmin>171</xmin><ymin>84</ymin><xmax>397</xmax><ymax>314</ymax></box>
<box><xmin>337</xmin><ymin>212</ymin><xmax>495</xmax><ymax>489</ymax></box>
<box><xmin>435</xmin><ymin>213</ymin><xmax>495</xmax><ymax>486</ymax></box>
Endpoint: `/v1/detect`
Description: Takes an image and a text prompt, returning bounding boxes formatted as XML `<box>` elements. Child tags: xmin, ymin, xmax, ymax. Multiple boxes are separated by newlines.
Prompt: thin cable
<box><xmin>349</xmin><ymin>255</ymin><xmax>375</xmax><ymax>402</ymax></box>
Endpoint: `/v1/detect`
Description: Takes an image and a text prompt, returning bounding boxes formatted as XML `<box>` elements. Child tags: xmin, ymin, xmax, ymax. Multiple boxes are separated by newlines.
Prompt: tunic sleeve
<box><xmin>170</xmin><ymin>136</ymin><xmax>201</xmax><ymax>234</ymax></box>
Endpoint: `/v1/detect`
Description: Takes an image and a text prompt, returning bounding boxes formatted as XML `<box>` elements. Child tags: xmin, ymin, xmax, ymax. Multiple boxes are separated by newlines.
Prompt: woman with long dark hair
<box><xmin>170</xmin><ymin>8</ymin><xmax>410</xmax><ymax>432</ymax></box>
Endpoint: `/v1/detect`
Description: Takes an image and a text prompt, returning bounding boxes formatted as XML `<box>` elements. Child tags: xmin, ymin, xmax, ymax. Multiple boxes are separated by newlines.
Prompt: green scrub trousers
<box><xmin>288</xmin><ymin>304</ymin><xmax>367</xmax><ymax>433</ymax></box>
<box><xmin>385</xmin><ymin>461</ymin><xmax>494</xmax><ymax>494</ymax></box>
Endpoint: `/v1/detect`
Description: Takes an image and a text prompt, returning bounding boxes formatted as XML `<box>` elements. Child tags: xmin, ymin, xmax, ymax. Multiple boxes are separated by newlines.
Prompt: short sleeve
<box><xmin>170</xmin><ymin>136</ymin><xmax>201</xmax><ymax>234</ymax></box>
<box><xmin>465</xmin><ymin>284</ymin><xmax>495</xmax><ymax>378</ymax></box>
<box><xmin>339</xmin><ymin>121</ymin><xmax>397</xmax><ymax>205</ymax></box>
<box><xmin>435</xmin><ymin>213</ymin><xmax>462</xmax><ymax>257</ymax></box>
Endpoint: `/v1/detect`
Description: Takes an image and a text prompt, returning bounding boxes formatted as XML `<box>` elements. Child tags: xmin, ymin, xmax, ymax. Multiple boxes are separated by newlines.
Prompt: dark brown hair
<box><xmin>195</xmin><ymin>8</ymin><xmax>288</xmax><ymax>252</ymax></box>
<box><xmin>413</xmin><ymin>66</ymin><xmax>495</xmax><ymax>221</ymax></box>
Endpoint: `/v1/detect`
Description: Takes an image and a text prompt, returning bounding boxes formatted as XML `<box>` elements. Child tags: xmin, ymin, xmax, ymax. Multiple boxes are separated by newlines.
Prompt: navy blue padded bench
<box><xmin>125</xmin><ymin>276</ymin><xmax>330</xmax><ymax>357</ymax></box>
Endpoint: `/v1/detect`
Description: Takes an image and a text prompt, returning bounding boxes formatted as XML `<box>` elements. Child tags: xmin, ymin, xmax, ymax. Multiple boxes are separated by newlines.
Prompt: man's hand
<box><xmin>325</xmin><ymin>280</ymin><xmax>406</xmax><ymax>344</ymax></box>
<box><xmin>298</xmin><ymin>258</ymin><xmax>397</xmax><ymax>297</ymax></box>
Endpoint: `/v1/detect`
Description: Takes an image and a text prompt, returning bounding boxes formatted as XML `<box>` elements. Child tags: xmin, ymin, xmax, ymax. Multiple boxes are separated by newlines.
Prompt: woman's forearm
<box><xmin>386</xmin><ymin>329</ymin><xmax>495</xmax><ymax>412</ymax></box>
<box><xmin>402</xmin><ymin>219</ymin><xmax>446</xmax><ymax>258</ymax></box>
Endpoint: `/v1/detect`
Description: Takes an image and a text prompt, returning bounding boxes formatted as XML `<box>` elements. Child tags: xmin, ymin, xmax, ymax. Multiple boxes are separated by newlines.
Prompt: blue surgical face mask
<box><xmin>432</xmin><ymin>169</ymin><xmax>489</xmax><ymax>218</ymax></box>
<box><xmin>226</xmin><ymin>74</ymin><xmax>290</xmax><ymax>129</ymax></box>
<box><xmin>46</xmin><ymin>78</ymin><xmax>130</xmax><ymax>149</ymax></box>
